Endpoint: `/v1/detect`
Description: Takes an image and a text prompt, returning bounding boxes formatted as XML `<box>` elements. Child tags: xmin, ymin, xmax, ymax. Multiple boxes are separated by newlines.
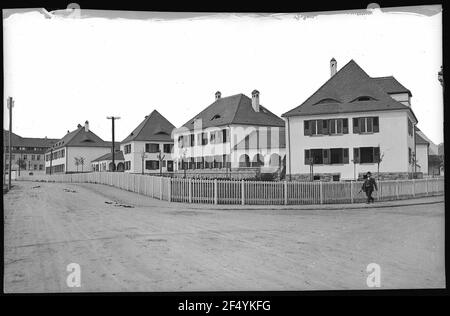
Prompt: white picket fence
<box><xmin>16</xmin><ymin>172</ymin><xmax>444</xmax><ymax>205</ymax></box>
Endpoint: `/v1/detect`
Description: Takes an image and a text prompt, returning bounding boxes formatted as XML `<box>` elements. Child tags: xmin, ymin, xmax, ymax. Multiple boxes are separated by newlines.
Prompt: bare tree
<box><xmin>74</xmin><ymin>157</ymin><xmax>80</xmax><ymax>172</ymax></box>
<box><xmin>79</xmin><ymin>157</ymin><xmax>85</xmax><ymax>172</ymax></box>
<box><xmin>157</xmin><ymin>149</ymin><xmax>165</xmax><ymax>177</ymax></box>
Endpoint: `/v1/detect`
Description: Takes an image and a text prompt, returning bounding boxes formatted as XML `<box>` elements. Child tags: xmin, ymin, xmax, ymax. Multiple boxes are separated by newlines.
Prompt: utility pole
<box><xmin>7</xmin><ymin>97</ymin><xmax>14</xmax><ymax>189</ymax></box>
<box><xmin>107</xmin><ymin>116</ymin><xmax>120</xmax><ymax>172</ymax></box>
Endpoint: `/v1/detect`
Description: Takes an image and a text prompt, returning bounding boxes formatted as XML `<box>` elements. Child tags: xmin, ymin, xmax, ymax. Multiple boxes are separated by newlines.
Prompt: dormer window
<box><xmin>314</xmin><ymin>98</ymin><xmax>341</xmax><ymax>105</ymax></box>
<box><xmin>211</xmin><ymin>114</ymin><xmax>221</xmax><ymax>121</ymax></box>
<box><xmin>351</xmin><ymin>96</ymin><xmax>378</xmax><ymax>102</ymax></box>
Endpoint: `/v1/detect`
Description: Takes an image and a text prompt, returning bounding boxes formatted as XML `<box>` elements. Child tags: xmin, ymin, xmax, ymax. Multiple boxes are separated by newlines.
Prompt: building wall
<box><xmin>4</xmin><ymin>152</ymin><xmax>46</xmax><ymax>173</ymax></box>
<box><xmin>66</xmin><ymin>147</ymin><xmax>111</xmax><ymax>173</ymax></box>
<box><xmin>286</xmin><ymin>110</ymin><xmax>414</xmax><ymax>180</ymax></box>
<box><xmin>173</xmin><ymin>125</ymin><xmax>285</xmax><ymax>170</ymax></box>
<box><xmin>120</xmin><ymin>141</ymin><xmax>174</xmax><ymax>174</ymax></box>
<box><xmin>416</xmin><ymin>144</ymin><xmax>429</xmax><ymax>174</ymax></box>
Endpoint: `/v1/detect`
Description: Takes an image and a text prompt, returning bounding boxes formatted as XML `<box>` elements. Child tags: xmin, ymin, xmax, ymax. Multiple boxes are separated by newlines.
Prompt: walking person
<box><xmin>362</xmin><ymin>172</ymin><xmax>378</xmax><ymax>204</ymax></box>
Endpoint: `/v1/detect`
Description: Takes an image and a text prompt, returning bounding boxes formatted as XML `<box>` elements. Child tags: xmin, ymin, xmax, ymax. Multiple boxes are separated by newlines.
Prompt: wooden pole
<box><xmin>7</xmin><ymin>97</ymin><xmax>14</xmax><ymax>189</ymax></box>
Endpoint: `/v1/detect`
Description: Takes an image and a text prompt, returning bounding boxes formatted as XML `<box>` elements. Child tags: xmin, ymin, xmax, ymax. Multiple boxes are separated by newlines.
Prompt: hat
<box><xmin>366</xmin><ymin>172</ymin><xmax>372</xmax><ymax>176</ymax></box>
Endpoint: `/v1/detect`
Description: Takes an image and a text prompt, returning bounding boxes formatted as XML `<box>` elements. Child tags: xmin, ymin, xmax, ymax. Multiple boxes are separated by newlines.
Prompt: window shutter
<box><xmin>343</xmin><ymin>119</ymin><xmax>349</xmax><ymax>134</ymax></box>
<box><xmin>359</xmin><ymin>117</ymin><xmax>366</xmax><ymax>133</ymax></box>
<box><xmin>337</xmin><ymin>119</ymin><xmax>343</xmax><ymax>134</ymax></box>
<box><xmin>323</xmin><ymin>149</ymin><xmax>330</xmax><ymax>164</ymax></box>
<box><xmin>353</xmin><ymin>118</ymin><xmax>359</xmax><ymax>134</ymax></box>
<box><xmin>373</xmin><ymin>117</ymin><xmax>379</xmax><ymax>133</ymax></box>
<box><xmin>304</xmin><ymin>149</ymin><xmax>310</xmax><ymax>165</ymax></box>
<box><xmin>343</xmin><ymin>148</ymin><xmax>349</xmax><ymax>164</ymax></box>
<box><xmin>304</xmin><ymin>120</ymin><xmax>311</xmax><ymax>136</ymax></box>
<box><xmin>373</xmin><ymin>147</ymin><xmax>380</xmax><ymax>163</ymax></box>
<box><xmin>353</xmin><ymin>147</ymin><xmax>360</xmax><ymax>163</ymax></box>
<box><xmin>322</xmin><ymin>120</ymin><xmax>329</xmax><ymax>135</ymax></box>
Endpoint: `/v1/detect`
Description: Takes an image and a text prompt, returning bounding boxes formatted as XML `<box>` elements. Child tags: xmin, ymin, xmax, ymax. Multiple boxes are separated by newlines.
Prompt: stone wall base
<box><xmin>288</xmin><ymin>171</ymin><xmax>424</xmax><ymax>182</ymax></box>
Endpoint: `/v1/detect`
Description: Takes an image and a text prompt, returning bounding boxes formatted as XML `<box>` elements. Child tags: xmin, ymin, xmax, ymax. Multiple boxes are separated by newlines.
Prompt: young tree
<box><xmin>74</xmin><ymin>157</ymin><xmax>80</xmax><ymax>172</ymax></box>
<box><xmin>157</xmin><ymin>149</ymin><xmax>165</xmax><ymax>177</ymax></box>
<box><xmin>79</xmin><ymin>157</ymin><xmax>85</xmax><ymax>172</ymax></box>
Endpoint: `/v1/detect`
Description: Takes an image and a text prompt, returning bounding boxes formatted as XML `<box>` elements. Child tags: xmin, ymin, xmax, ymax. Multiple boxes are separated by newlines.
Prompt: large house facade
<box><xmin>120</xmin><ymin>110</ymin><xmax>175</xmax><ymax>174</ymax></box>
<box><xmin>44</xmin><ymin>121</ymin><xmax>112</xmax><ymax>174</ymax></box>
<box><xmin>282</xmin><ymin>59</ymin><xmax>419</xmax><ymax>181</ymax></box>
<box><xmin>3</xmin><ymin>130</ymin><xmax>58</xmax><ymax>176</ymax></box>
<box><xmin>172</xmin><ymin>91</ymin><xmax>286</xmax><ymax>178</ymax></box>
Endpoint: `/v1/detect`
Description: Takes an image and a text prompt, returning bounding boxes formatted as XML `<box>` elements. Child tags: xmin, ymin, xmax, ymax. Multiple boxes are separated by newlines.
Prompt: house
<box><xmin>414</xmin><ymin>127</ymin><xmax>429</xmax><ymax>175</ymax></box>
<box><xmin>44</xmin><ymin>121</ymin><xmax>112</xmax><ymax>174</ymax></box>
<box><xmin>120</xmin><ymin>110</ymin><xmax>175</xmax><ymax>174</ymax></box>
<box><xmin>3</xmin><ymin>130</ymin><xmax>58</xmax><ymax>176</ymax></box>
<box><xmin>173</xmin><ymin>90</ymin><xmax>286</xmax><ymax>179</ymax></box>
<box><xmin>282</xmin><ymin>58</ymin><xmax>419</xmax><ymax>181</ymax></box>
<box><xmin>91</xmin><ymin>151</ymin><xmax>125</xmax><ymax>172</ymax></box>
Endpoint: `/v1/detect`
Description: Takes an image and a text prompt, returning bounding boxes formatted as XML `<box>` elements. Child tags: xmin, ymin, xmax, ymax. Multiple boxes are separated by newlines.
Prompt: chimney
<box><xmin>251</xmin><ymin>90</ymin><xmax>260</xmax><ymax>112</ymax></box>
<box><xmin>330</xmin><ymin>58</ymin><xmax>337</xmax><ymax>77</ymax></box>
<box><xmin>67</xmin><ymin>130</ymin><xmax>70</xmax><ymax>134</ymax></box>
<box><xmin>84</xmin><ymin>120</ymin><xmax>89</xmax><ymax>132</ymax></box>
<box><xmin>77</xmin><ymin>124</ymin><xmax>82</xmax><ymax>129</ymax></box>
<box><xmin>215</xmin><ymin>91</ymin><xmax>221</xmax><ymax>100</ymax></box>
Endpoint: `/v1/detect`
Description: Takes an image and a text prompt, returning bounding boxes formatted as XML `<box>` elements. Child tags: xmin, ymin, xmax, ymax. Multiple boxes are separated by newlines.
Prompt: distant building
<box><xmin>91</xmin><ymin>151</ymin><xmax>125</xmax><ymax>172</ymax></box>
<box><xmin>3</xmin><ymin>130</ymin><xmax>57</xmax><ymax>175</ymax></box>
<box><xmin>282</xmin><ymin>59</ymin><xmax>419</xmax><ymax>181</ymax></box>
<box><xmin>414</xmin><ymin>127</ymin><xmax>429</xmax><ymax>175</ymax></box>
<box><xmin>44</xmin><ymin>121</ymin><xmax>112</xmax><ymax>174</ymax></box>
<box><xmin>173</xmin><ymin>91</ymin><xmax>286</xmax><ymax>178</ymax></box>
<box><xmin>120</xmin><ymin>110</ymin><xmax>175</xmax><ymax>174</ymax></box>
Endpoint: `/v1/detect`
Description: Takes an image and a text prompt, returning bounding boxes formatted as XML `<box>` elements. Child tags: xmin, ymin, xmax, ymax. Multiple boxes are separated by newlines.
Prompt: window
<box><xmin>408</xmin><ymin>147</ymin><xmax>412</xmax><ymax>164</ymax></box>
<box><xmin>211</xmin><ymin>114</ymin><xmax>221</xmax><ymax>120</ymax></box>
<box><xmin>124</xmin><ymin>161</ymin><xmax>131</xmax><ymax>170</ymax></box>
<box><xmin>23</xmin><ymin>155</ymin><xmax>27</xmax><ymax>160</ymax></box>
<box><xmin>210</xmin><ymin>132</ymin><xmax>216</xmax><ymax>143</ymax></box>
<box><xmin>305</xmin><ymin>148</ymin><xmax>349</xmax><ymax>165</ymax></box>
<box><xmin>351</xmin><ymin>96</ymin><xmax>377</xmax><ymax>102</ymax></box>
<box><xmin>222</xmin><ymin>129</ymin><xmax>230</xmax><ymax>143</ymax></box>
<box><xmin>202</xmin><ymin>132</ymin><xmax>208</xmax><ymax>145</ymax></box>
<box><xmin>39</xmin><ymin>164</ymin><xmax>43</xmax><ymax>170</ymax></box>
<box><xmin>124</xmin><ymin>144</ymin><xmax>131</xmax><ymax>154</ymax></box>
<box><xmin>37</xmin><ymin>155</ymin><xmax>40</xmax><ymax>160</ymax></box>
<box><xmin>145</xmin><ymin>160</ymin><xmax>159</xmax><ymax>170</ymax></box>
<box><xmin>34</xmin><ymin>165</ymin><xmax>38</xmax><ymax>170</ymax></box>
<box><xmin>305</xmin><ymin>119</ymin><xmax>349</xmax><ymax>136</ymax></box>
<box><xmin>31</xmin><ymin>155</ymin><xmax>35</xmax><ymax>160</ymax></box>
<box><xmin>354</xmin><ymin>147</ymin><xmax>380</xmax><ymax>164</ymax></box>
<box><xmin>314</xmin><ymin>98</ymin><xmax>341</xmax><ymax>105</ymax></box>
<box><xmin>353</xmin><ymin>117</ymin><xmax>379</xmax><ymax>134</ymax></box>
<box><xmin>190</xmin><ymin>134</ymin><xmax>195</xmax><ymax>146</ymax></box>
<box><xmin>146</xmin><ymin>143</ymin><xmax>160</xmax><ymax>153</ymax></box>
<box><xmin>163</xmin><ymin>144</ymin><xmax>172</xmax><ymax>153</ymax></box>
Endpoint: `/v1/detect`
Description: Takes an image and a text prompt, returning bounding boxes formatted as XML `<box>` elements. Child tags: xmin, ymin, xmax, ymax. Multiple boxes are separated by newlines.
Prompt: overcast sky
<box><xmin>3</xmin><ymin>6</ymin><xmax>443</xmax><ymax>144</ymax></box>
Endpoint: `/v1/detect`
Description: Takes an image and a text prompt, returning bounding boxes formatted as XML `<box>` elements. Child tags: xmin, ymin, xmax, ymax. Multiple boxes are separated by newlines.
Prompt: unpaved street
<box><xmin>3</xmin><ymin>181</ymin><xmax>445</xmax><ymax>292</ymax></box>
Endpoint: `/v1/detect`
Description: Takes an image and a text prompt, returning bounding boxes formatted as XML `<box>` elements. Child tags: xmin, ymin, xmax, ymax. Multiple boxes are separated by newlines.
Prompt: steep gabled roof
<box><xmin>3</xmin><ymin>130</ymin><xmax>58</xmax><ymax>148</ymax></box>
<box><xmin>372</xmin><ymin>76</ymin><xmax>412</xmax><ymax>96</ymax></box>
<box><xmin>92</xmin><ymin>151</ymin><xmax>124</xmax><ymax>162</ymax></box>
<box><xmin>121</xmin><ymin>110</ymin><xmax>175</xmax><ymax>143</ymax></box>
<box><xmin>282</xmin><ymin>60</ymin><xmax>417</xmax><ymax>122</ymax></box>
<box><xmin>50</xmin><ymin>125</ymin><xmax>109</xmax><ymax>150</ymax></box>
<box><xmin>182</xmin><ymin>93</ymin><xmax>285</xmax><ymax>131</ymax></box>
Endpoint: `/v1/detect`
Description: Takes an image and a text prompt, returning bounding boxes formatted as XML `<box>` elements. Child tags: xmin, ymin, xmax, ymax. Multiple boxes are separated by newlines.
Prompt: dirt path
<box><xmin>3</xmin><ymin>181</ymin><xmax>445</xmax><ymax>292</ymax></box>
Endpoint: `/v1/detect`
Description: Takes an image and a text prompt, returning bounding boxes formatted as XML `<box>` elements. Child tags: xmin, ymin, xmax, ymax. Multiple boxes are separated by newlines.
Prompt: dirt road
<box><xmin>3</xmin><ymin>181</ymin><xmax>445</xmax><ymax>292</ymax></box>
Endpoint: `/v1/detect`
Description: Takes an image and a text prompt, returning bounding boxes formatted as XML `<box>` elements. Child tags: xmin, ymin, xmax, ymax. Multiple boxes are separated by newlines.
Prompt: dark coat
<box><xmin>362</xmin><ymin>177</ymin><xmax>378</xmax><ymax>192</ymax></box>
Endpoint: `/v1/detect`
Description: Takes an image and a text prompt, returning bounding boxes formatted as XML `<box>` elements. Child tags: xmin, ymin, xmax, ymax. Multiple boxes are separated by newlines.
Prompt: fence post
<box><xmin>319</xmin><ymin>181</ymin><xmax>323</xmax><ymax>204</ymax></box>
<box><xmin>396</xmin><ymin>179</ymin><xmax>400</xmax><ymax>199</ymax></box>
<box><xmin>412</xmin><ymin>179</ymin><xmax>415</xmax><ymax>197</ymax></box>
<box><xmin>425</xmin><ymin>177</ymin><xmax>429</xmax><ymax>196</ymax></box>
<box><xmin>350</xmin><ymin>181</ymin><xmax>354</xmax><ymax>203</ymax></box>
<box><xmin>284</xmin><ymin>181</ymin><xmax>288</xmax><ymax>205</ymax></box>
<box><xmin>241</xmin><ymin>180</ymin><xmax>245</xmax><ymax>205</ymax></box>
<box><xmin>214</xmin><ymin>179</ymin><xmax>218</xmax><ymax>205</ymax></box>
<box><xmin>168</xmin><ymin>177</ymin><xmax>171</xmax><ymax>202</ymax></box>
<box><xmin>188</xmin><ymin>179</ymin><xmax>192</xmax><ymax>203</ymax></box>
<box><xmin>160</xmin><ymin>177</ymin><xmax>163</xmax><ymax>200</ymax></box>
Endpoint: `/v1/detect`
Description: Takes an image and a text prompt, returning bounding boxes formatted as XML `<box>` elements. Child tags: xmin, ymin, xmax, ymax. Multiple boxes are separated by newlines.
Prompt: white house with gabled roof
<box><xmin>120</xmin><ymin>110</ymin><xmax>175</xmax><ymax>174</ymax></box>
<box><xmin>44</xmin><ymin>121</ymin><xmax>112</xmax><ymax>174</ymax></box>
<box><xmin>173</xmin><ymin>90</ymin><xmax>286</xmax><ymax>178</ymax></box>
<box><xmin>282</xmin><ymin>58</ymin><xmax>419</xmax><ymax>181</ymax></box>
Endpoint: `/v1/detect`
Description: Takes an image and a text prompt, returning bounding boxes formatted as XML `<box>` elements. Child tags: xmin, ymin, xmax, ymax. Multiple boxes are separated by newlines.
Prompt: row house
<box><xmin>282</xmin><ymin>58</ymin><xmax>420</xmax><ymax>181</ymax></box>
<box><xmin>172</xmin><ymin>90</ymin><xmax>286</xmax><ymax>178</ymax></box>
<box><xmin>44</xmin><ymin>121</ymin><xmax>112</xmax><ymax>174</ymax></box>
<box><xmin>3</xmin><ymin>130</ymin><xmax>57</xmax><ymax>175</ymax></box>
<box><xmin>120</xmin><ymin>110</ymin><xmax>175</xmax><ymax>174</ymax></box>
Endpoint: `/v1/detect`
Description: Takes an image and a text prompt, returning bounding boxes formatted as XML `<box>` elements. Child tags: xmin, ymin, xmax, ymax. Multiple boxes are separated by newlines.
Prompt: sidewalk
<box><xmin>181</xmin><ymin>195</ymin><xmax>444</xmax><ymax>211</ymax></box>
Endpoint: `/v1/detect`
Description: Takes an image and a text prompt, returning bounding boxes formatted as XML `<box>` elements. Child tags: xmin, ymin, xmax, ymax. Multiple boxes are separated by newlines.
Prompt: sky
<box><xmin>3</xmin><ymin>6</ymin><xmax>443</xmax><ymax>144</ymax></box>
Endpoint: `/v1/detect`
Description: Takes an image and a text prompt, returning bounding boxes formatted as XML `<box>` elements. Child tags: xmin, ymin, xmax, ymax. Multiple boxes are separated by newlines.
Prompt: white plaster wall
<box><xmin>415</xmin><ymin>144</ymin><xmax>429</xmax><ymax>174</ymax></box>
<box><xmin>121</xmin><ymin>141</ymin><xmax>173</xmax><ymax>174</ymax></box>
<box><xmin>66</xmin><ymin>147</ymin><xmax>111</xmax><ymax>172</ymax></box>
<box><xmin>286</xmin><ymin>110</ymin><xmax>412</xmax><ymax>179</ymax></box>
